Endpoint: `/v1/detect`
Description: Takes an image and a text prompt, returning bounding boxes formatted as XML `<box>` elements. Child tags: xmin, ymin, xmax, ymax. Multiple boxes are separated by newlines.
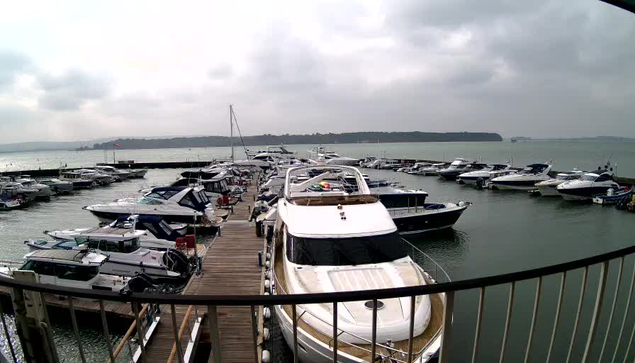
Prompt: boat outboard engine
<box><xmin>125</xmin><ymin>273</ymin><xmax>157</xmax><ymax>294</ymax></box>
<box><xmin>164</xmin><ymin>249</ymin><xmax>194</xmax><ymax>276</ymax></box>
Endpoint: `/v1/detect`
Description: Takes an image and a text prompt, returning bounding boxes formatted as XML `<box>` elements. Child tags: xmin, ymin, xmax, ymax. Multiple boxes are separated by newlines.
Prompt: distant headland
<box><xmin>83</xmin><ymin>131</ymin><xmax>503</xmax><ymax>150</ymax></box>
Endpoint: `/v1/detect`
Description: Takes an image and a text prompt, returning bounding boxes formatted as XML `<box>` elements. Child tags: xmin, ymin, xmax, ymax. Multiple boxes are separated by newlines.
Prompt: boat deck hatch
<box><xmin>364</xmin><ymin>300</ymin><xmax>385</xmax><ymax>310</ymax></box>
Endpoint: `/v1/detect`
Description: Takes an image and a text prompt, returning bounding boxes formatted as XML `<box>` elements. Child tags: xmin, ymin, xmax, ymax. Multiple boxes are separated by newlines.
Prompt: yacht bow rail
<box><xmin>0</xmin><ymin>242</ymin><xmax>635</xmax><ymax>362</ymax></box>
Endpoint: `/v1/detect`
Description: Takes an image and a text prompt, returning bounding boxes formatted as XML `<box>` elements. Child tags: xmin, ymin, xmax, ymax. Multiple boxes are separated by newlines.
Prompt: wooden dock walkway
<box><xmin>143</xmin><ymin>179</ymin><xmax>265</xmax><ymax>363</ymax></box>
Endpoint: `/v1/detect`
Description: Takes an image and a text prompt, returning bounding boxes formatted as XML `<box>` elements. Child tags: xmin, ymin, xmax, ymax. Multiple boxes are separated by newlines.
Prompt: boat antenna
<box><xmin>229</xmin><ymin>106</ymin><xmax>250</xmax><ymax>159</ymax></box>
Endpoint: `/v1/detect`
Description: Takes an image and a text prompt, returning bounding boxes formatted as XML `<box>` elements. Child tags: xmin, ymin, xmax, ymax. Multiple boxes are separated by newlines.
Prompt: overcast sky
<box><xmin>0</xmin><ymin>0</ymin><xmax>634</xmax><ymax>143</ymax></box>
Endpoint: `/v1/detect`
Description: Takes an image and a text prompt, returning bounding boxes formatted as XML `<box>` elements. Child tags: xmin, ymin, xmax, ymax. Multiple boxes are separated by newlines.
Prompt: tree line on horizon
<box><xmin>87</xmin><ymin>131</ymin><xmax>503</xmax><ymax>150</ymax></box>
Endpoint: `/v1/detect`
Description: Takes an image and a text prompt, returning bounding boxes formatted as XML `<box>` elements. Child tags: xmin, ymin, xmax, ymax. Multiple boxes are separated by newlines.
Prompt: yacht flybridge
<box><xmin>272</xmin><ymin>165</ymin><xmax>445</xmax><ymax>363</ymax></box>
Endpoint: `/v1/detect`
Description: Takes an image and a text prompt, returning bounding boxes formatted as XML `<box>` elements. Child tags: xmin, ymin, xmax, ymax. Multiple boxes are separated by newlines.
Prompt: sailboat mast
<box><xmin>230</xmin><ymin>104</ymin><xmax>234</xmax><ymax>162</ymax></box>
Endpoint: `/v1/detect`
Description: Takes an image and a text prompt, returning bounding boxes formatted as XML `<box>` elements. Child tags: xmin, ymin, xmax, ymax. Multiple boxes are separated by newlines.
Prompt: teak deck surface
<box><xmin>143</xmin><ymin>178</ymin><xmax>264</xmax><ymax>363</ymax></box>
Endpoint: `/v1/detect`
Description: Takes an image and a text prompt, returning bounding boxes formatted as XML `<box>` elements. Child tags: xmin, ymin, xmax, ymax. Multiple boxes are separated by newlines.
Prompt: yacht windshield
<box><xmin>286</xmin><ymin>232</ymin><xmax>408</xmax><ymax>266</ymax></box>
<box><xmin>581</xmin><ymin>174</ymin><xmax>598</xmax><ymax>181</ymax></box>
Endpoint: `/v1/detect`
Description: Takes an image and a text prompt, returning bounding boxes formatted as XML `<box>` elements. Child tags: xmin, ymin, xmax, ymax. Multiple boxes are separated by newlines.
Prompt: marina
<box><xmin>0</xmin><ymin>140</ymin><xmax>633</xmax><ymax>362</ymax></box>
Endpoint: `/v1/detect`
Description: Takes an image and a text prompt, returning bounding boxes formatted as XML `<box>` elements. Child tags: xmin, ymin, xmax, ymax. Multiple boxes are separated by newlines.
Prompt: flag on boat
<box><xmin>114</xmin><ymin>144</ymin><xmax>122</xmax><ymax>147</ymax></box>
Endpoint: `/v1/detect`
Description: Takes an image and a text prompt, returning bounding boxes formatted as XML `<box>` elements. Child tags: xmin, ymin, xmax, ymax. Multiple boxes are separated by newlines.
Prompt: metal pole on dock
<box><xmin>230</xmin><ymin>104</ymin><xmax>235</xmax><ymax>163</ymax></box>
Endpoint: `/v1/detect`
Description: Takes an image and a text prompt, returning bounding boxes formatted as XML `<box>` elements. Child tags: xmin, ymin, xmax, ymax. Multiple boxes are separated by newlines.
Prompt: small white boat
<box><xmin>534</xmin><ymin>170</ymin><xmax>583</xmax><ymax>197</ymax></box>
<box><xmin>457</xmin><ymin>164</ymin><xmax>512</xmax><ymax>185</ymax></box>
<box><xmin>0</xmin><ymin>249</ymin><xmax>129</xmax><ymax>292</ymax></box>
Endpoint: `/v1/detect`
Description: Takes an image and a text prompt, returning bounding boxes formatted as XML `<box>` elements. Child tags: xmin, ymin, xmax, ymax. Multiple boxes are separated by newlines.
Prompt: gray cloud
<box><xmin>37</xmin><ymin>69</ymin><xmax>111</xmax><ymax>110</ymax></box>
<box><xmin>208</xmin><ymin>64</ymin><xmax>233</xmax><ymax>79</ymax></box>
<box><xmin>1</xmin><ymin>0</ymin><xmax>635</xmax><ymax>143</ymax></box>
<box><xmin>0</xmin><ymin>50</ymin><xmax>32</xmax><ymax>90</ymax></box>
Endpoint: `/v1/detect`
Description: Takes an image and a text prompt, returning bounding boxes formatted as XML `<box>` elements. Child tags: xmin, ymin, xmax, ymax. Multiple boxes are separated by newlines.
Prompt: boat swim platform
<box><xmin>141</xmin><ymin>178</ymin><xmax>267</xmax><ymax>363</ymax></box>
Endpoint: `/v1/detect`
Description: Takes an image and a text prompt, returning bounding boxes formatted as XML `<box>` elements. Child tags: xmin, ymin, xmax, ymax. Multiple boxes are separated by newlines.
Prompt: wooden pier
<box><xmin>142</xmin><ymin>179</ymin><xmax>265</xmax><ymax>363</ymax></box>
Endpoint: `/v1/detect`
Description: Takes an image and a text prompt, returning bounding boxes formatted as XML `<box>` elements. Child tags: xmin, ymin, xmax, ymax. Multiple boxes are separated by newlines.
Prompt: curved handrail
<box><xmin>1</xmin><ymin>242</ymin><xmax>634</xmax><ymax>305</ymax></box>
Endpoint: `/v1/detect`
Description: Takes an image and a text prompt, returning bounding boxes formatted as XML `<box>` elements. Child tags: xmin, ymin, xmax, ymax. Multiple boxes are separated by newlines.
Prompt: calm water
<box><xmin>0</xmin><ymin>141</ymin><xmax>634</xmax><ymax>362</ymax></box>
<box><xmin>2</xmin><ymin>140</ymin><xmax>635</xmax><ymax>175</ymax></box>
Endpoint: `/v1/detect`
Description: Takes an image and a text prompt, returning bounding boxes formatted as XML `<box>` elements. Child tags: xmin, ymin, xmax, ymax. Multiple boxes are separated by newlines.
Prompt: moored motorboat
<box><xmin>534</xmin><ymin>170</ymin><xmax>583</xmax><ymax>197</ymax></box>
<box><xmin>415</xmin><ymin>162</ymin><xmax>447</xmax><ymax>176</ymax></box>
<box><xmin>272</xmin><ymin>165</ymin><xmax>446</xmax><ymax>363</ymax></box>
<box><xmin>25</xmin><ymin>234</ymin><xmax>191</xmax><ymax>280</ymax></box>
<box><xmin>84</xmin><ymin>186</ymin><xmax>218</xmax><ymax>226</ymax></box>
<box><xmin>39</xmin><ymin>178</ymin><xmax>74</xmax><ymax>195</ymax></box>
<box><xmin>438</xmin><ymin>158</ymin><xmax>473</xmax><ymax>181</ymax></box>
<box><xmin>489</xmin><ymin>163</ymin><xmax>552</xmax><ymax>190</ymax></box>
<box><xmin>45</xmin><ymin>215</ymin><xmax>184</xmax><ymax>250</ymax></box>
<box><xmin>60</xmin><ymin>171</ymin><xmax>96</xmax><ymax>189</ymax></box>
<box><xmin>557</xmin><ymin>170</ymin><xmax>620</xmax><ymax>201</ymax></box>
<box><xmin>593</xmin><ymin>187</ymin><xmax>634</xmax><ymax>205</ymax></box>
<box><xmin>0</xmin><ymin>249</ymin><xmax>129</xmax><ymax>293</ymax></box>
<box><xmin>457</xmin><ymin>164</ymin><xmax>512</xmax><ymax>185</ymax></box>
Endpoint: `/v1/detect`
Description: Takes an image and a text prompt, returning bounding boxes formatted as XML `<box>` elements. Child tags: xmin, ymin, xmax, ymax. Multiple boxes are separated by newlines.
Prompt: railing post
<box><xmin>599</xmin><ymin>258</ymin><xmax>624</xmax><ymax>362</ymax></box>
<box><xmin>499</xmin><ymin>282</ymin><xmax>515</xmax><ymax>363</ymax></box>
<box><xmin>582</xmin><ymin>261</ymin><xmax>609</xmax><ymax>362</ymax></box>
<box><xmin>439</xmin><ymin>291</ymin><xmax>455</xmax><ymax>363</ymax></box>
<box><xmin>371</xmin><ymin>298</ymin><xmax>378</xmax><ymax>362</ymax></box>
<box><xmin>613</xmin><ymin>260</ymin><xmax>635</xmax><ymax>363</ymax></box>
<box><xmin>332</xmin><ymin>302</ymin><xmax>338</xmax><ymax>363</ymax></box>
<box><xmin>67</xmin><ymin>297</ymin><xmax>87</xmax><ymax>363</ymax></box>
<box><xmin>170</xmin><ymin>305</ymin><xmax>185</xmax><ymax>363</ymax></box>
<box><xmin>292</xmin><ymin>304</ymin><xmax>298</xmax><ymax>363</ymax></box>
<box><xmin>250</xmin><ymin>305</ymin><xmax>258</xmax><ymax>363</ymax></box>
<box><xmin>547</xmin><ymin>272</ymin><xmax>567</xmax><ymax>363</ymax></box>
<box><xmin>407</xmin><ymin>295</ymin><xmax>416</xmax><ymax>363</ymax></box>
<box><xmin>99</xmin><ymin>300</ymin><xmax>116</xmax><ymax>363</ymax></box>
<box><xmin>132</xmin><ymin>302</ymin><xmax>147</xmax><ymax>363</ymax></box>
<box><xmin>566</xmin><ymin>266</ymin><xmax>589</xmax><ymax>363</ymax></box>
<box><xmin>471</xmin><ymin>287</ymin><xmax>485</xmax><ymax>363</ymax></box>
<box><xmin>524</xmin><ymin>277</ymin><xmax>542</xmax><ymax>363</ymax></box>
<box><xmin>207</xmin><ymin>305</ymin><xmax>222</xmax><ymax>363</ymax></box>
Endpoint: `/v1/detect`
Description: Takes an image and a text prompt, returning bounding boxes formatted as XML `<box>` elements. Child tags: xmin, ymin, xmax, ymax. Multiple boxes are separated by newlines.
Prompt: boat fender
<box><xmin>264</xmin><ymin>279</ymin><xmax>271</xmax><ymax>291</ymax></box>
<box><xmin>263</xmin><ymin>327</ymin><xmax>270</xmax><ymax>341</ymax></box>
<box><xmin>263</xmin><ymin>307</ymin><xmax>271</xmax><ymax>319</ymax></box>
<box><xmin>265</xmin><ymin>260</ymin><xmax>271</xmax><ymax>269</ymax></box>
<box><xmin>262</xmin><ymin>350</ymin><xmax>271</xmax><ymax>363</ymax></box>
<box><xmin>266</xmin><ymin>252</ymin><xmax>271</xmax><ymax>260</ymax></box>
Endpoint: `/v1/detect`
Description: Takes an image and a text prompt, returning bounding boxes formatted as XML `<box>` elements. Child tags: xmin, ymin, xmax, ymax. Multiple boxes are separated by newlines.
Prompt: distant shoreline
<box><xmin>85</xmin><ymin>131</ymin><xmax>503</xmax><ymax>151</ymax></box>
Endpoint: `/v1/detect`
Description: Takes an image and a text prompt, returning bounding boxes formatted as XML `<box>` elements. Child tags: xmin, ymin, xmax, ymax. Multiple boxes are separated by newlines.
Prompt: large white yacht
<box><xmin>272</xmin><ymin>165</ymin><xmax>445</xmax><ymax>363</ymax></box>
<box><xmin>557</xmin><ymin>170</ymin><xmax>620</xmax><ymax>201</ymax></box>
<box><xmin>489</xmin><ymin>163</ymin><xmax>553</xmax><ymax>190</ymax></box>
<box><xmin>85</xmin><ymin>186</ymin><xmax>217</xmax><ymax>225</ymax></box>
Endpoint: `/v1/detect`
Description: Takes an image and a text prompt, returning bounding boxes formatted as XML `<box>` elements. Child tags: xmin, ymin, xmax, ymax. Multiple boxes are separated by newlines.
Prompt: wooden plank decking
<box><xmin>143</xmin><ymin>178</ymin><xmax>265</xmax><ymax>363</ymax></box>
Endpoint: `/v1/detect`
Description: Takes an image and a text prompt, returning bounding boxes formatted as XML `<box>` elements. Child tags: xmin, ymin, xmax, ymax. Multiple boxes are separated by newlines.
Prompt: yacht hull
<box><xmin>558</xmin><ymin>187</ymin><xmax>613</xmax><ymax>201</ymax></box>
<box><xmin>457</xmin><ymin>176</ymin><xmax>489</xmax><ymax>185</ymax></box>
<box><xmin>490</xmin><ymin>180</ymin><xmax>544</xmax><ymax>190</ymax></box>
<box><xmin>390</xmin><ymin>203</ymin><xmax>468</xmax><ymax>235</ymax></box>
<box><xmin>87</xmin><ymin>209</ymin><xmax>207</xmax><ymax>225</ymax></box>
<box><xmin>275</xmin><ymin>303</ymin><xmax>439</xmax><ymax>363</ymax></box>
<box><xmin>438</xmin><ymin>171</ymin><xmax>462</xmax><ymax>181</ymax></box>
